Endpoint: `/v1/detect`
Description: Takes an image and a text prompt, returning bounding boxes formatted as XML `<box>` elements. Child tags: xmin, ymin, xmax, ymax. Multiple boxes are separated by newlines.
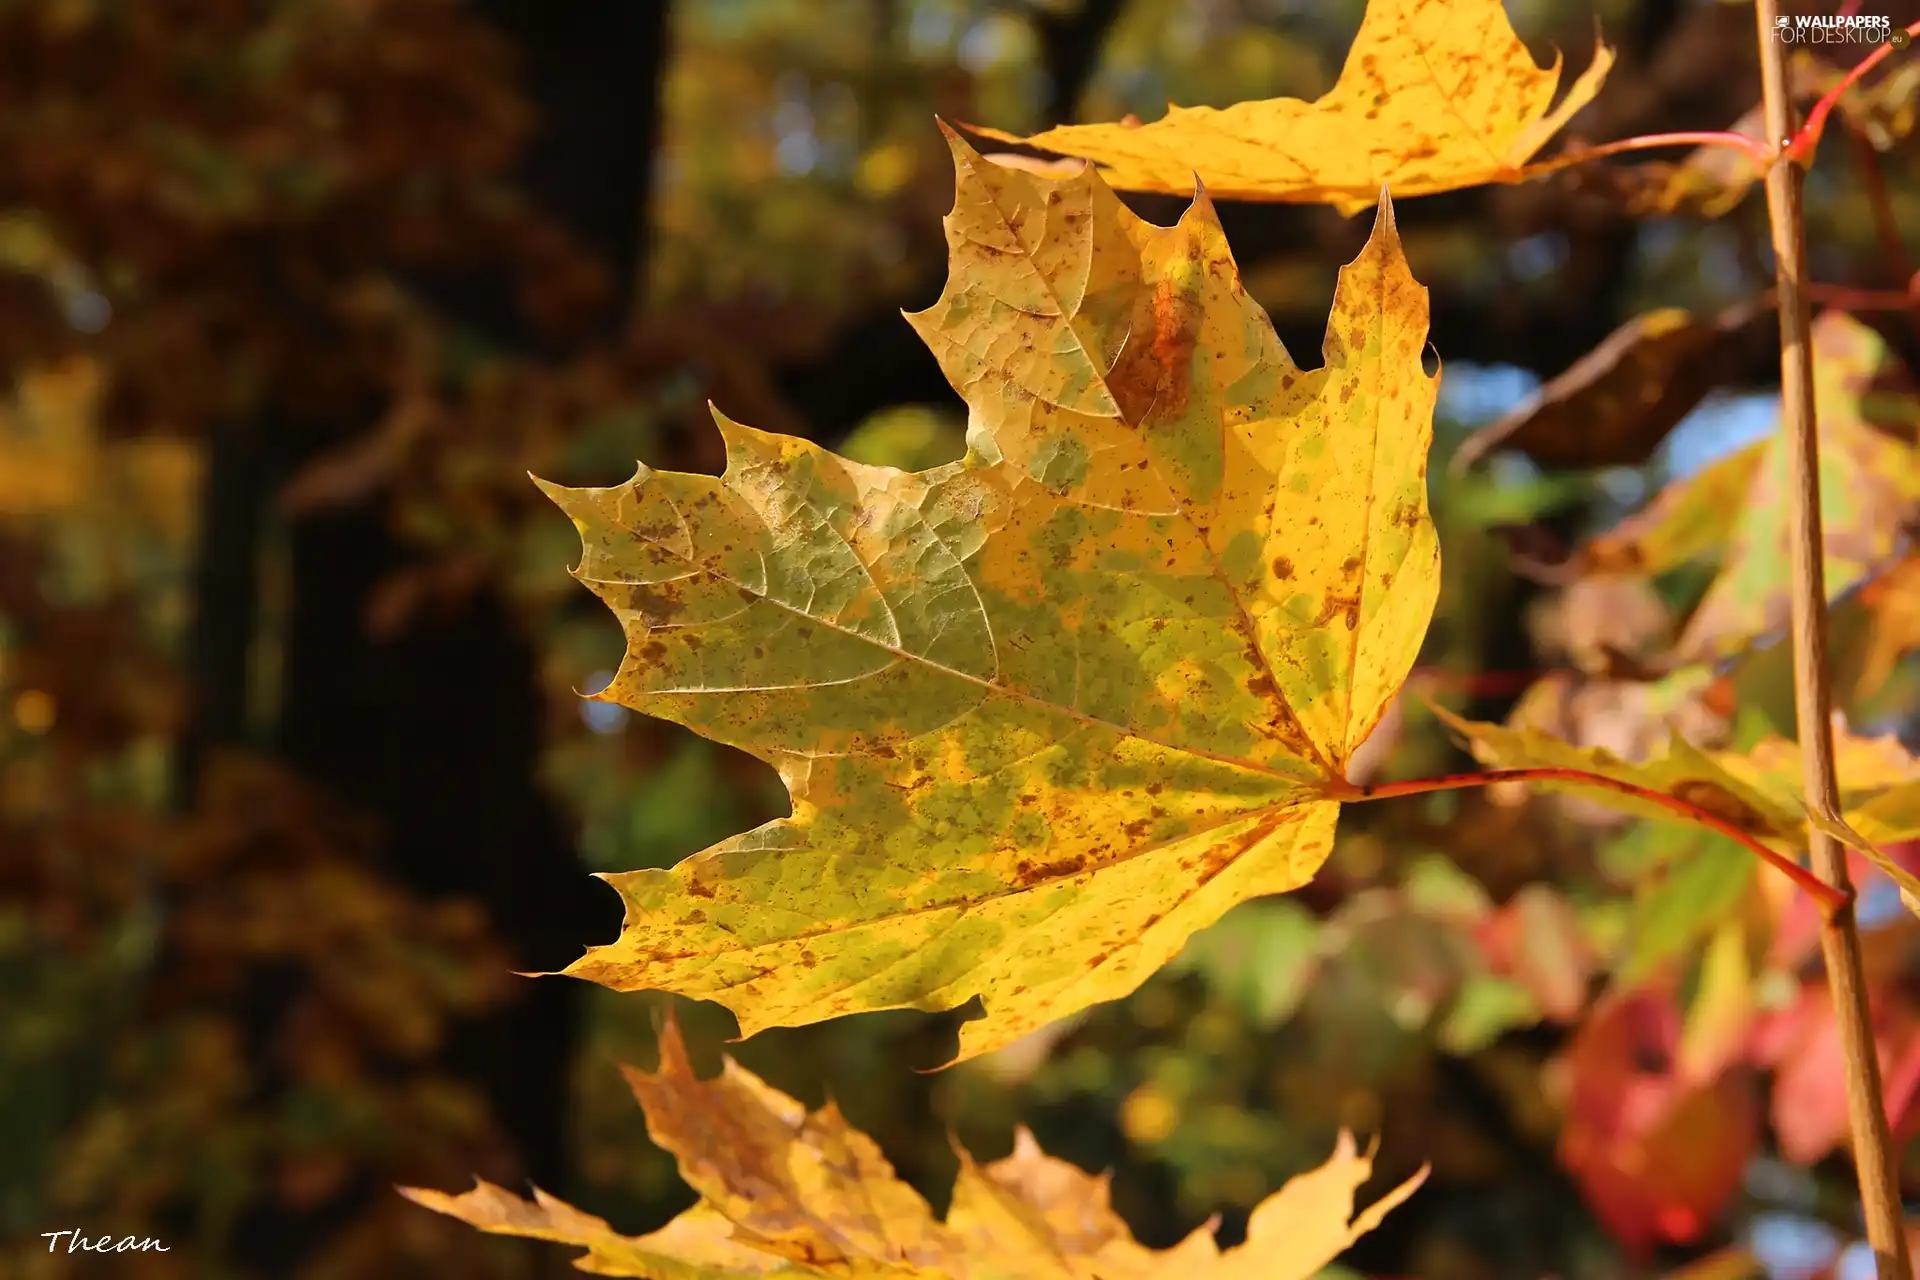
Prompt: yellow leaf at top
<box><xmin>402</xmin><ymin>1018</ymin><xmax>1427</xmax><ymax>1279</ymax></box>
<box><xmin>538</xmin><ymin>130</ymin><xmax>1440</xmax><ymax>1061</ymax></box>
<box><xmin>969</xmin><ymin>0</ymin><xmax>1613</xmax><ymax>213</ymax></box>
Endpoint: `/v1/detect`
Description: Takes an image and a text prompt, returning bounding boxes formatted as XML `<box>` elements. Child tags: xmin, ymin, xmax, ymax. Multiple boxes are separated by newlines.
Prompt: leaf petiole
<box><xmin>1328</xmin><ymin>766</ymin><xmax>1853</xmax><ymax>920</ymax></box>
<box><xmin>1541</xmin><ymin>129</ymin><xmax>1773</xmax><ymax>169</ymax></box>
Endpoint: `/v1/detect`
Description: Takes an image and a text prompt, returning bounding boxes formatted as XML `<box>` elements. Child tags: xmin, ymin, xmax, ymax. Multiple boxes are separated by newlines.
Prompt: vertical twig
<box><xmin>1755</xmin><ymin>4</ymin><xmax>1913</xmax><ymax>1274</ymax></box>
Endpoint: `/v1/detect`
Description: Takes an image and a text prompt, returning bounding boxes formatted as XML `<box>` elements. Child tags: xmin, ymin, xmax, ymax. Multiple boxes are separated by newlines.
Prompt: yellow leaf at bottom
<box><xmin>395</xmin><ymin>1184</ymin><xmax>799</xmax><ymax>1278</ymax></box>
<box><xmin>403</xmin><ymin>1020</ymin><xmax>1425</xmax><ymax>1280</ymax></box>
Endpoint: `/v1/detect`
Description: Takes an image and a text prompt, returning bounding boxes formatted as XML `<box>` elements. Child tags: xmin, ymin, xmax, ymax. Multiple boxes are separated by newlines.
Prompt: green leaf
<box><xmin>1619</xmin><ymin>830</ymin><xmax>1754</xmax><ymax>986</ymax></box>
<box><xmin>1169</xmin><ymin>900</ymin><xmax>1322</xmax><ymax>1030</ymax></box>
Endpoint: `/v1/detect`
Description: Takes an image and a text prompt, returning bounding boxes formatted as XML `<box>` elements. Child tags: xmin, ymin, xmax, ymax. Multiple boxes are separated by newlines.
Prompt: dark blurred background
<box><xmin>2</xmin><ymin>1</ymin><xmax>1918</xmax><ymax>1277</ymax></box>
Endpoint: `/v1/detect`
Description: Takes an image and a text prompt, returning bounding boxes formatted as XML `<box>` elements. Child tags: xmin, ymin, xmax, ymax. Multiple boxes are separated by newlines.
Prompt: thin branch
<box><xmin>1839</xmin><ymin>117</ymin><xmax>1920</xmax><ymax>345</ymax></box>
<box><xmin>1535</xmin><ymin>128</ymin><xmax>1773</xmax><ymax>173</ymax></box>
<box><xmin>1755</xmin><ymin>2</ymin><xmax>1913</xmax><ymax>1274</ymax></box>
<box><xmin>1801</xmin><ymin>282</ymin><xmax>1920</xmax><ymax>312</ymax></box>
<box><xmin>1329</xmin><ymin>767</ymin><xmax>1849</xmax><ymax>918</ymax></box>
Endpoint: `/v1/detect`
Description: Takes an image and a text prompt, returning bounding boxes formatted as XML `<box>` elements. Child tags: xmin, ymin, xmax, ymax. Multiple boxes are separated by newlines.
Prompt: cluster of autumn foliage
<box><xmin>5</xmin><ymin>0</ymin><xmax>1920</xmax><ymax>1276</ymax></box>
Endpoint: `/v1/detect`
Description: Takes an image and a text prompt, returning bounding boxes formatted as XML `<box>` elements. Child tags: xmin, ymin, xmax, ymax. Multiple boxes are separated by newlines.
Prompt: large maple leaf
<box><xmin>539</xmin><ymin>130</ymin><xmax>1439</xmax><ymax>1061</ymax></box>
<box><xmin>402</xmin><ymin>1019</ymin><xmax>1426</xmax><ymax>1279</ymax></box>
<box><xmin>967</xmin><ymin>0</ymin><xmax>1612</xmax><ymax>214</ymax></box>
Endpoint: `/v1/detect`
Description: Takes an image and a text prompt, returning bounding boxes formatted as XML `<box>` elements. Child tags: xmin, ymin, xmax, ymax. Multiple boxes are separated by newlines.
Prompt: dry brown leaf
<box><xmin>1454</xmin><ymin>301</ymin><xmax>1768</xmax><ymax>472</ymax></box>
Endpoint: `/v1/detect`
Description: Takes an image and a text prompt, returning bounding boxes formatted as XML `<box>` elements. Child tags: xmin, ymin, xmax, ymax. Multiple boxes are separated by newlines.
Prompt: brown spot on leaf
<box><xmin>1272</xmin><ymin>555</ymin><xmax>1294</xmax><ymax>580</ymax></box>
<box><xmin>1013</xmin><ymin>855</ymin><xmax>1088</xmax><ymax>885</ymax></box>
<box><xmin>632</xmin><ymin>519</ymin><xmax>681</xmax><ymax>542</ymax></box>
<box><xmin>1198</xmin><ymin>845</ymin><xmax>1236</xmax><ymax>877</ymax></box>
<box><xmin>1670</xmin><ymin>780</ymin><xmax>1774</xmax><ymax>833</ymax></box>
<box><xmin>627</xmin><ymin>583</ymin><xmax>685</xmax><ymax>626</ymax></box>
<box><xmin>1312</xmin><ymin>592</ymin><xmax>1363</xmax><ymax>631</ymax></box>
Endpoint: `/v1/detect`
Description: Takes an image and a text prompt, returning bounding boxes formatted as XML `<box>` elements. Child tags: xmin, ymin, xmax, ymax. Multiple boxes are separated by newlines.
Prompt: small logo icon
<box><xmin>1894</xmin><ymin>27</ymin><xmax>1912</xmax><ymax>49</ymax></box>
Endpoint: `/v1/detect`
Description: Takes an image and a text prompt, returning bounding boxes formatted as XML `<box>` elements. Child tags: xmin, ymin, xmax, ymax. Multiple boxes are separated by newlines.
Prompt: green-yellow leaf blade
<box><xmin>1569</xmin><ymin>313</ymin><xmax>1920</xmax><ymax>659</ymax></box>
<box><xmin>541</xmin><ymin>134</ymin><xmax>1439</xmax><ymax>1061</ymax></box>
<box><xmin>1677</xmin><ymin>314</ymin><xmax>1920</xmax><ymax>661</ymax></box>
<box><xmin>1430</xmin><ymin>703</ymin><xmax>1799</xmax><ymax>837</ymax></box>
<box><xmin>1438</xmin><ymin>706</ymin><xmax>1920</xmax><ymax>915</ymax></box>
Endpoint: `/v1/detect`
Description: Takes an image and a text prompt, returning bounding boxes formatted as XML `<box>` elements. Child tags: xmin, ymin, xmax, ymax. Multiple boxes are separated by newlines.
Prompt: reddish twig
<box><xmin>1800</xmin><ymin>282</ymin><xmax>1920</xmax><ymax>311</ymax></box>
<box><xmin>1541</xmin><ymin>129</ymin><xmax>1773</xmax><ymax>170</ymax></box>
<box><xmin>1783</xmin><ymin>20</ymin><xmax>1920</xmax><ymax>167</ymax></box>
<box><xmin>1327</xmin><ymin>767</ymin><xmax>1850</xmax><ymax>919</ymax></box>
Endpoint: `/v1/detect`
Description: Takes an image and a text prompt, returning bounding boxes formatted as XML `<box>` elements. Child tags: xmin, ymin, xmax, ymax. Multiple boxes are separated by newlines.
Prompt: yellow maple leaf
<box><xmin>397</xmin><ymin>1182</ymin><xmax>794</xmax><ymax>1278</ymax></box>
<box><xmin>537</xmin><ymin>129</ymin><xmax>1439</xmax><ymax>1061</ymax></box>
<box><xmin>402</xmin><ymin>1019</ymin><xmax>1426</xmax><ymax>1279</ymax></box>
<box><xmin>967</xmin><ymin>0</ymin><xmax>1613</xmax><ymax>214</ymax></box>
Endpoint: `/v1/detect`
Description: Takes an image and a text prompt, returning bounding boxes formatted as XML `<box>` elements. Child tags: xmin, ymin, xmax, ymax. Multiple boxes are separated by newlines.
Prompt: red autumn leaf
<box><xmin>1755</xmin><ymin>981</ymin><xmax>1920</xmax><ymax>1165</ymax></box>
<box><xmin>1558</xmin><ymin>990</ymin><xmax>1758</xmax><ymax>1252</ymax></box>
